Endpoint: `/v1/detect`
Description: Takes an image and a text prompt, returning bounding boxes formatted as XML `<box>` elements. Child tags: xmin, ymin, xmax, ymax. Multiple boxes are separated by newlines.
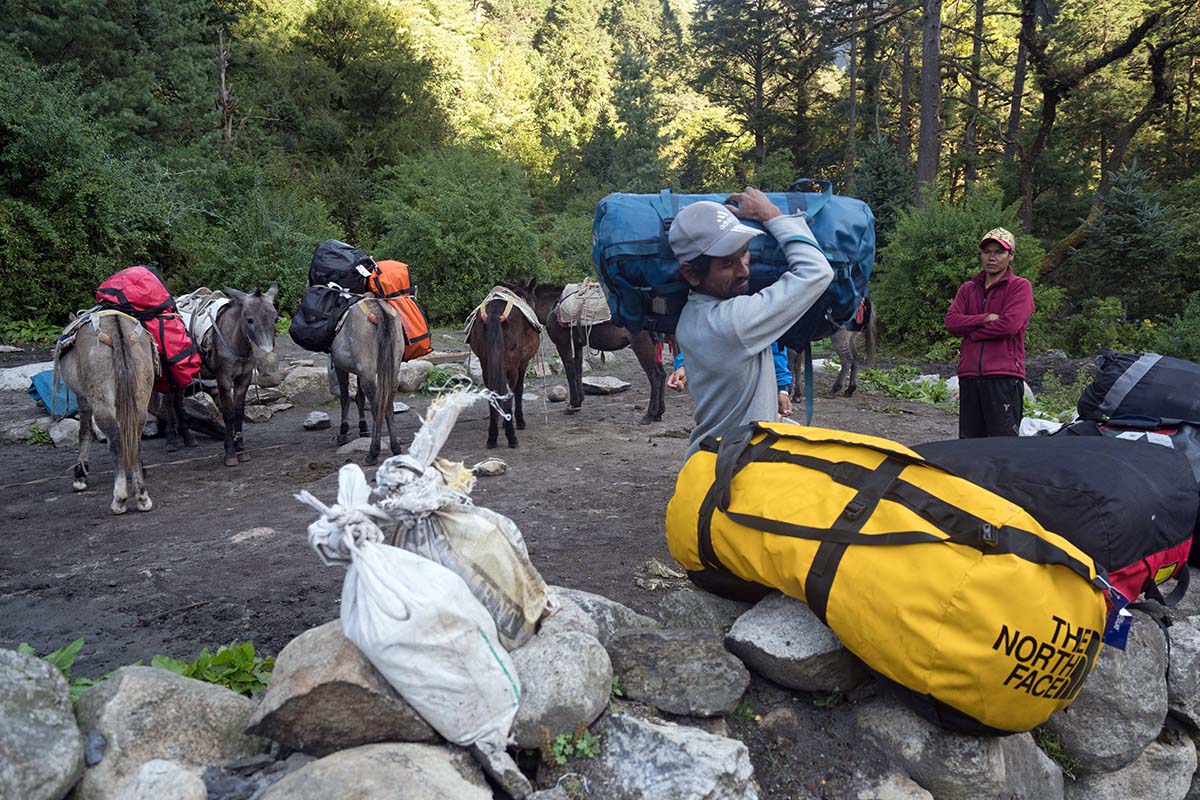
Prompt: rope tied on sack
<box><xmin>297</xmin><ymin>464</ymin><xmax>391</xmax><ymax>566</ymax></box>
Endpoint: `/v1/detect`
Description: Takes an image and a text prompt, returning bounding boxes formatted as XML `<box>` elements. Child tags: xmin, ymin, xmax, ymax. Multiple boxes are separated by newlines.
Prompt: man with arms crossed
<box><xmin>670</xmin><ymin>187</ymin><xmax>834</xmax><ymax>458</ymax></box>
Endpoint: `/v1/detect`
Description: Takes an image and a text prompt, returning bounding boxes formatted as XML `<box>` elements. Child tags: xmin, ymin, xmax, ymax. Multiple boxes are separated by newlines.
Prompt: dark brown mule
<box><xmin>467</xmin><ymin>288</ymin><xmax>542</xmax><ymax>448</ymax></box>
<box><xmin>527</xmin><ymin>282</ymin><xmax>665</xmax><ymax>424</ymax></box>
<box><xmin>193</xmin><ymin>285</ymin><xmax>279</xmax><ymax>466</ymax></box>
<box><xmin>331</xmin><ymin>298</ymin><xmax>403</xmax><ymax>465</ymax></box>
<box><xmin>55</xmin><ymin>312</ymin><xmax>156</xmax><ymax>514</ymax></box>
<box><xmin>788</xmin><ymin>298</ymin><xmax>878</xmax><ymax>399</ymax></box>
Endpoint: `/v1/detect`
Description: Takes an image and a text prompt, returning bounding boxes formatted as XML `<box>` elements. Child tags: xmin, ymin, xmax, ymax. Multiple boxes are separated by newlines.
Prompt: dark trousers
<box><xmin>959</xmin><ymin>376</ymin><xmax>1023</xmax><ymax>438</ymax></box>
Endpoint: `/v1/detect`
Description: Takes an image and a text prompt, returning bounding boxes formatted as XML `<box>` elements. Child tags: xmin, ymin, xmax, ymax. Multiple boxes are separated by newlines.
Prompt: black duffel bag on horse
<box><xmin>289</xmin><ymin>285</ymin><xmax>356</xmax><ymax>353</ymax></box>
<box><xmin>915</xmin><ymin>435</ymin><xmax>1196</xmax><ymax>603</ymax></box>
<box><xmin>309</xmin><ymin>239</ymin><xmax>378</xmax><ymax>294</ymax></box>
<box><xmin>1077</xmin><ymin>350</ymin><xmax>1200</xmax><ymax>424</ymax></box>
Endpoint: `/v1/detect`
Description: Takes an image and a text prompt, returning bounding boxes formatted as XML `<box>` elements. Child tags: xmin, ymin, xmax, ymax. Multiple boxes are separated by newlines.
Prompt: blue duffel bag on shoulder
<box><xmin>591</xmin><ymin>179</ymin><xmax>876</xmax><ymax>347</ymax></box>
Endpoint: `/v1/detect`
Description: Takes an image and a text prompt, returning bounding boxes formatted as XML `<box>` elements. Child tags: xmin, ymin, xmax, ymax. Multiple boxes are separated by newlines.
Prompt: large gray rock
<box><xmin>589</xmin><ymin>713</ymin><xmax>758</xmax><ymax>800</ymax></box>
<box><xmin>857</xmin><ymin>697</ymin><xmax>1063</xmax><ymax>800</ymax></box>
<box><xmin>511</xmin><ymin>631</ymin><xmax>612</xmax><ymax>749</ymax></box>
<box><xmin>1065</xmin><ymin>728</ymin><xmax>1196</xmax><ymax>800</ymax></box>
<box><xmin>115</xmin><ymin>759</ymin><xmax>207</xmax><ymax>800</ymax></box>
<box><xmin>537</xmin><ymin>597</ymin><xmax>601</xmax><ymax>640</ymax></box>
<box><xmin>49</xmin><ymin>418</ymin><xmax>80</xmax><ymax>447</ymax></box>
<box><xmin>655</xmin><ymin>589</ymin><xmax>753</xmax><ymax>634</ymax></box>
<box><xmin>548</xmin><ymin>586</ymin><xmax>658</xmax><ymax>645</ymax></box>
<box><xmin>397</xmin><ymin>359</ymin><xmax>434</xmax><ymax>392</ymax></box>
<box><xmin>1044</xmin><ymin>610</ymin><xmax>1167</xmax><ymax>773</ymax></box>
<box><xmin>244</xmin><ymin>621</ymin><xmax>437</xmax><ymax>756</ymax></box>
<box><xmin>582</xmin><ymin>376</ymin><xmax>630</xmax><ymax>395</ymax></box>
<box><xmin>0</xmin><ymin>648</ymin><xmax>83</xmax><ymax>800</ymax></box>
<box><xmin>257</xmin><ymin>743</ymin><xmax>491</xmax><ymax>800</ymax></box>
<box><xmin>247</xmin><ymin>385</ymin><xmax>285</xmax><ymax>404</ymax></box>
<box><xmin>547</xmin><ymin>385</ymin><xmax>568</xmax><ymax>403</ymax></box>
<box><xmin>1</xmin><ymin>417</ymin><xmax>45</xmax><ymax>444</ymax></box>
<box><xmin>73</xmin><ymin>666</ymin><xmax>265</xmax><ymax>800</ymax></box>
<box><xmin>303</xmin><ymin>411</ymin><xmax>331</xmax><ymax>430</ymax></box>
<box><xmin>280</xmin><ymin>365</ymin><xmax>335</xmax><ymax>405</ymax></box>
<box><xmin>850</xmin><ymin>770</ymin><xmax>934</xmax><ymax>800</ymax></box>
<box><xmin>244</xmin><ymin>404</ymin><xmax>273</xmax><ymax>423</ymax></box>
<box><xmin>725</xmin><ymin>593</ymin><xmax>868</xmax><ymax>692</ymax></box>
<box><xmin>607</xmin><ymin>628</ymin><xmax>749</xmax><ymax>717</ymax></box>
<box><xmin>0</xmin><ymin>360</ymin><xmax>51</xmax><ymax>391</ymax></box>
<box><xmin>1169</xmin><ymin>620</ymin><xmax>1200</xmax><ymax>728</ymax></box>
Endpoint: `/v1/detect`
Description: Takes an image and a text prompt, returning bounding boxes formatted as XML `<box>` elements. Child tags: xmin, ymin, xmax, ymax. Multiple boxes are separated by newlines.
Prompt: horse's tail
<box><xmin>862</xmin><ymin>297</ymin><xmax>878</xmax><ymax>368</ymax></box>
<box><xmin>372</xmin><ymin>299</ymin><xmax>397</xmax><ymax>443</ymax></box>
<box><xmin>484</xmin><ymin>303</ymin><xmax>509</xmax><ymax>401</ymax></box>
<box><xmin>111</xmin><ymin>315</ymin><xmax>142</xmax><ymax>481</ymax></box>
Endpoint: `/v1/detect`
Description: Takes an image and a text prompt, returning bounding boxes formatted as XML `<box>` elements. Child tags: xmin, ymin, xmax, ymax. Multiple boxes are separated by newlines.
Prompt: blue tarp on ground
<box><xmin>27</xmin><ymin>369</ymin><xmax>77</xmax><ymax>417</ymax></box>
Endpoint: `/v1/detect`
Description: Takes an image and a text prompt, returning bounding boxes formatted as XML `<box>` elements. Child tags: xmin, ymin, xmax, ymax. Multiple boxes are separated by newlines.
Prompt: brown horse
<box><xmin>55</xmin><ymin>312</ymin><xmax>157</xmax><ymax>514</ymax></box>
<box><xmin>331</xmin><ymin>298</ymin><xmax>403</xmax><ymax>465</ymax></box>
<box><xmin>788</xmin><ymin>299</ymin><xmax>878</xmax><ymax>399</ymax></box>
<box><xmin>186</xmin><ymin>285</ymin><xmax>279</xmax><ymax>466</ymax></box>
<box><xmin>467</xmin><ymin>288</ymin><xmax>542</xmax><ymax>448</ymax></box>
<box><xmin>528</xmin><ymin>282</ymin><xmax>665</xmax><ymax>423</ymax></box>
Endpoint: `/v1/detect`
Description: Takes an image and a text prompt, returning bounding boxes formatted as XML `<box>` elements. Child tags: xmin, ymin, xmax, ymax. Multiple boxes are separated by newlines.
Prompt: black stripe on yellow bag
<box><xmin>665</xmin><ymin>422</ymin><xmax>1110</xmax><ymax>735</ymax></box>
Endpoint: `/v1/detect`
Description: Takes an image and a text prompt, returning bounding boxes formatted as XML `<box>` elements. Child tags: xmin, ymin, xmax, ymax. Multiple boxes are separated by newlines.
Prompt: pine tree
<box><xmin>854</xmin><ymin>136</ymin><xmax>915</xmax><ymax>247</ymax></box>
<box><xmin>1074</xmin><ymin>165</ymin><xmax>1179</xmax><ymax>321</ymax></box>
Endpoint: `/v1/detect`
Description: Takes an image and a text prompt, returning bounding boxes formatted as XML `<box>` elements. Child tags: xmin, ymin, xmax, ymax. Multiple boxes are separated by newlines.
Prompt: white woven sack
<box><xmin>339</xmin><ymin>534</ymin><xmax>521</xmax><ymax>749</ymax></box>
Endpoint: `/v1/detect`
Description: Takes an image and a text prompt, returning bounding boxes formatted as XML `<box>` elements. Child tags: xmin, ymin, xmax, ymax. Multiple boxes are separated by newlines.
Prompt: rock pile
<box><xmin>6</xmin><ymin>581</ymin><xmax>1200</xmax><ymax>799</ymax></box>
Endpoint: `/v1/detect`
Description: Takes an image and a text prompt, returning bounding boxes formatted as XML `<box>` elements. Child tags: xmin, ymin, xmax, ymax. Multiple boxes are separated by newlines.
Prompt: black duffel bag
<box><xmin>916</xmin><ymin>435</ymin><xmax>1197</xmax><ymax>595</ymax></box>
<box><xmin>309</xmin><ymin>239</ymin><xmax>378</xmax><ymax>294</ymax></box>
<box><xmin>1077</xmin><ymin>350</ymin><xmax>1200</xmax><ymax>424</ymax></box>
<box><xmin>289</xmin><ymin>285</ymin><xmax>356</xmax><ymax>353</ymax></box>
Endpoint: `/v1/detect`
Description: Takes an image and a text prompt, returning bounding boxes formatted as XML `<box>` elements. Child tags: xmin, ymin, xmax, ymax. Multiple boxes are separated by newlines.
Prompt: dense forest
<box><xmin>4</xmin><ymin>0</ymin><xmax>1200</xmax><ymax>360</ymax></box>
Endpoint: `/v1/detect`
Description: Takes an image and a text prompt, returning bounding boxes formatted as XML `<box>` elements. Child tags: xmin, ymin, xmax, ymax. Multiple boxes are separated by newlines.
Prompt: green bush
<box><xmin>369</xmin><ymin>148</ymin><xmax>548</xmax><ymax>324</ymax></box>
<box><xmin>1158</xmin><ymin>292</ymin><xmax>1200</xmax><ymax>360</ymax></box>
<box><xmin>875</xmin><ymin>184</ymin><xmax>1045</xmax><ymax>355</ymax></box>
<box><xmin>152</xmin><ymin>641</ymin><xmax>274</xmax><ymax>697</ymax></box>
<box><xmin>1063</xmin><ymin>297</ymin><xmax>1164</xmax><ymax>358</ymax></box>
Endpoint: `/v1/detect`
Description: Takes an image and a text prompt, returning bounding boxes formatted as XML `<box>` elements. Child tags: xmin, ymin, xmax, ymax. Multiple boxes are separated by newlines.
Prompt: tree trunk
<box><xmin>215</xmin><ymin>29</ymin><xmax>236</xmax><ymax>144</ymax></box>
<box><xmin>845</xmin><ymin>5</ymin><xmax>859</xmax><ymax>191</ymax></box>
<box><xmin>1185</xmin><ymin>54</ymin><xmax>1195</xmax><ymax>167</ymax></box>
<box><xmin>915</xmin><ymin>0</ymin><xmax>942</xmax><ymax>207</ymax></box>
<box><xmin>963</xmin><ymin>0</ymin><xmax>984</xmax><ymax>186</ymax></box>
<box><xmin>899</xmin><ymin>22</ymin><xmax>913</xmax><ymax>160</ymax></box>
<box><xmin>1004</xmin><ymin>37</ymin><xmax>1027</xmax><ymax>162</ymax></box>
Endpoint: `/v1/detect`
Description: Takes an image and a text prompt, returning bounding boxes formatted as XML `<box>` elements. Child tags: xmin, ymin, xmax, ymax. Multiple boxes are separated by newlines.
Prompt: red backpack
<box><xmin>96</xmin><ymin>266</ymin><xmax>201</xmax><ymax>393</ymax></box>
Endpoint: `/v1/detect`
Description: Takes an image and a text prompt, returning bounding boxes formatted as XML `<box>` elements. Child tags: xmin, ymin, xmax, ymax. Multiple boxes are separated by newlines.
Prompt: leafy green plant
<box><xmin>1025</xmin><ymin>367</ymin><xmax>1094</xmax><ymax>423</ymax></box>
<box><xmin>542</xmin><ymin>726</ymin><xmax>601</xmax><ymax>765</ymax></box>
<box><xmin>813</xmin><ymin>688</ymin><xmax>845</xmax><ymax>708</ymax></box>
<box><xmin>151</xmin><ymin>641</ymin><xmax>274</xmax><ymax>697</ymax></box>
<box><xmin>861</xmin><ymin>366</ymin><xmax>951</xmax><ymax>404</ymax></box>
<box><xmin>16</xmin><ymin>638</ymin><xmax>123</xmax><ymax>703</ymax></box>
<box><xmin>1034</xmin><ymin>727</ymin><xmax>1078</xmax><ymax>779</ymax></box>
<box><xmin>732</xmin><ymin>701</ymin><xmax>757</xmax><ymax>722</ymax></box>
<box><xmin>418</xmin><ymin>365</ymin><xmax>472</xmax><ymax>394</ymax></box>
<box><xmin>0</xmin><ymin>318</ymin><xmax>60</xmax><ymax>344</ymax></box>
<box><xmin>26</xmin><ymin>425</ymin><xmax>52</xmax><ymax>445</ymax></box>
<box><xmin>275</xmin><ymin>313</ymin><xmax>291</xmax><ymax>336</ymax></box>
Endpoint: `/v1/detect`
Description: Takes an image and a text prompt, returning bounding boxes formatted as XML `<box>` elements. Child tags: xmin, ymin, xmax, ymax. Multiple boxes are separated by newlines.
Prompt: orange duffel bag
<box><xmin>368</xmin><ymin>260</ymin><xmax>432</xmax><ymax>360</ymax></box>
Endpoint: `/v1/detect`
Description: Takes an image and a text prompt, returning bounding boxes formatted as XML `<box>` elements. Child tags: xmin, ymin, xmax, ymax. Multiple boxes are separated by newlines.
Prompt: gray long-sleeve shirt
<box><xmin>676</xmin><ymin>213</ymin><xmax>834</xmax><ymax>458</ymax></box>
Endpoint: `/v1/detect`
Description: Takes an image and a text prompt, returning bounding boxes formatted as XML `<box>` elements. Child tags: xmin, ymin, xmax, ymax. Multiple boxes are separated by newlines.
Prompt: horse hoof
<box><xmin>365</xmin><ymin>454</ymin><xmax>379</xmax><ymax>466</ymax></box>
<box><xmin>507</xmin><ymin>440</ymin><xmax>518</xmax><ymax>449</ymax></box>
<box><xmin>72</xmin><ymin>480</ymin><xmax>87</xmax><ymax>492</ymax></box>
<box><xmin>224</xmin><ymin>456</ymin><xmax>239</xmax><ymax>467</ymax></box>
<box><xmin>111</xmin><ymin>501</ymin><xmax>128</xmax><ymax>515</ymax></box>
<box><xmin>487</xmin><ymin>441</ymin><xmax>498</xmax><ymax>449</ymax></box>
<box><xmin>335</xmin><ymin>434</ymin><xmax>351</xmax><ymax>445</ymax></box>
<box><xmin>358</xmin><ymin>424</ymin><xmax>370</xmax><ymax>437</ymax></box>
<box><xmin>564</xmin><ymin>406</ymin><xmax>581</xmax><ymax>415</ymax></box>
<box><xmin>137</xmin><ymin>496</ymin><xmax>153</xmax><ymax>512</ymax></box>
<box><xmin>516</xmin><ymin>422</ymin><xmax>526</xmax><ymax>430</ymax></box>
<box><xmin>237</xmin><ymin>451</ymin><xmax>250</xmax><ymax>463</ymax></box>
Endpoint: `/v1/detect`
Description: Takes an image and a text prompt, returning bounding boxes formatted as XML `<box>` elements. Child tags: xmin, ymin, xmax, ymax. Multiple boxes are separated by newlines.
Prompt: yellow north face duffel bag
<box><xmin>666</xmin><ymin>422</ymin><xmax>1110</xmax><ymax>735</ymax></box>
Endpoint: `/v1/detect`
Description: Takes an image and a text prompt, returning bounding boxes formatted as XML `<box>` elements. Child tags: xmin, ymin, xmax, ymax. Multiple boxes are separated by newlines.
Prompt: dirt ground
<box><xmin>0</xmin><ymin>330</ymin><xmax>961</xmax><ymax>799</ymax></box>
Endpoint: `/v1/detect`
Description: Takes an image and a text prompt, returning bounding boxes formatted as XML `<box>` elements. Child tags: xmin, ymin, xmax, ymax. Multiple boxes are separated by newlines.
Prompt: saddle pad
<box><xmin>556</xmin><ymin>278</ymin><xmax>611</xmax><ymax>327</ymax></box>
<box><xmin>462</xmin><ymin>287</ymin><xmax>543</xmax><ymax>337</ymax></box>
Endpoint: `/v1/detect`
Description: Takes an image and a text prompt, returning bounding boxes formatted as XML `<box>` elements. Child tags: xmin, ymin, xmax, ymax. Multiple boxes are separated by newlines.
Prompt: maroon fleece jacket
<box><xmin>944</xmin><ymin>268</ymin><xmax>1035</xmax><ymax>379</ymax></box>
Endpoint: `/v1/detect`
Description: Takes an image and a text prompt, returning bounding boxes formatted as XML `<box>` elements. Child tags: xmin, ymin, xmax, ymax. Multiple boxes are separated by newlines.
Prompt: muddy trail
<box><xmin>0</xmin><ymin>330</ymin><xmax>961</xmax><ymax>798</ymax></box>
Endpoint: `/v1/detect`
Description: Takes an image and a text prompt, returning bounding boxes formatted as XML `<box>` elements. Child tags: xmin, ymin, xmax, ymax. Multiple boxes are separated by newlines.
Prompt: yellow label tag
<box><xmin>1154</xmin><ymin>562</ymin><xmax>1179</xmax><ymax>584</ymax></box>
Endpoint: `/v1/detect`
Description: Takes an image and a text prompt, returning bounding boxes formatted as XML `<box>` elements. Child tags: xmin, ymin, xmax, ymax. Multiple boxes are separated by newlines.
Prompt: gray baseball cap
<box><xmin>668</xmin><ymin>201</ymin><xmax>763</xmax><ymax>264</ymax></box>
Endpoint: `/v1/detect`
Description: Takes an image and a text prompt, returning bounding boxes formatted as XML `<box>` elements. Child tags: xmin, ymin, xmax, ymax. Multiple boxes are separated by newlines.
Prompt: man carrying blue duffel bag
<box><xmin>669</xmin><ymin>187</ymin><xmax>833</xmax><ymax>458</ymax></box>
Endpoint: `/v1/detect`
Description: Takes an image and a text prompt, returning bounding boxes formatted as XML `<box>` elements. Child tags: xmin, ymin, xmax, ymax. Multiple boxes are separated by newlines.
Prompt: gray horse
<box><xmin>194</xmin><ymin>285</ymin><xmax>279</xmax><ymax>466</ymax></box>
<box><xmin>528</xmin><ymin>282</ymin><xmax>666</xmax><ymax>423</ymax></box>
<box><xmin>788</xmin><ymin>299</ymin><xmax>878</xmax><ymax>399</ymax></box>
<box><xmin>55</xmin><ymin>312</ymin><xmax>156</xmax><ymax>514</ymax></box>
<box><xmin>331</xmin><ymin>298</ymin><xmax>403</xmax><ymax>465</ymax></box>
